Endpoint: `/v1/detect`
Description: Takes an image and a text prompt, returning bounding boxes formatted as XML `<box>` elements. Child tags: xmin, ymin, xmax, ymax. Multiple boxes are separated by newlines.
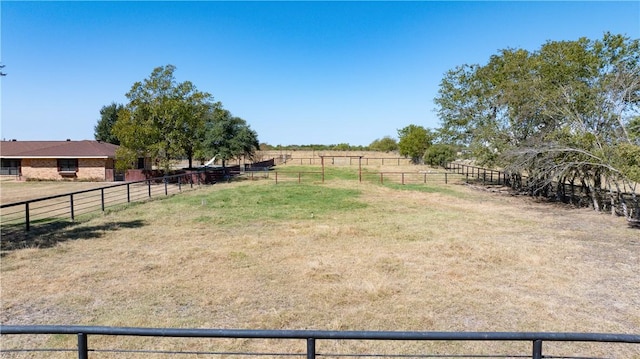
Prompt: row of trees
<box><xmin>433</xmin><ymin>33</ymin><xmax>639</xmax><ymax>218</ymax></box>
<box><xmin>95</xmin><ymin>65</ymin><xmax>259</xmax><ymax>171</ymax></box>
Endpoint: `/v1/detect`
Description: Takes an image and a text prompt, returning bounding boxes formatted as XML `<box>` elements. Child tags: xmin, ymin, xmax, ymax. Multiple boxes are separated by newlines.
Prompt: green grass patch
<box><xmin>169</xmin><ymin>183</ymin><xmax>367</xmax><ymax>224</ymax></box>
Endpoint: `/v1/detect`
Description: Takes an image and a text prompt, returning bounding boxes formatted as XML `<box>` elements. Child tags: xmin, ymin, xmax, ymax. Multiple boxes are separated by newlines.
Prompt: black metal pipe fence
<box><xmin>445</xmin><ymin>162</ymin><xmax>640</xmax><ymax>221</ymax></box>
<box><xmin>1</xmin><ymin>326</ymin><xmax>638</xmax><ymax>359</ymax></box>
<box><xmin>445</xmin><ymin>163</ymin><xmax>508</xmax><ymax>186</ymax></box>
<box><xmin>0</xmin><ymin>170</ymin><xmax>213</xmax><ymax>234</ymax></box>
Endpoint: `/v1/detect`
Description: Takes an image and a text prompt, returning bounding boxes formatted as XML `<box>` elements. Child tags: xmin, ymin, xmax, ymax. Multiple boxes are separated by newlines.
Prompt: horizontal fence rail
<box><xmin>0</xmin><ymin>170</ymin><xmax>214</xmax><ymax>238</ymax></box>
<box><xmin>1</xmin><ymin>326</ymin><xmax>638</xmax><ymax>359</ymax></box>
<box><xmin>365</xmin><ymin>171</ymin><xmax>457</xmax><ymax>185</ymax></box>
<box><xmin>257</xmin><ymin>171</ymin><xmax>463</xmax><ymax>185</ymax></box>
<box><xmin>275</xmin><ymin>157</ymin><xmax>414</xmax><ymax>166</ymax></box>
<box><xmin>446</xmin><ymin>162</ymin><xmax>640</xmax><ymax>223</ymax></box>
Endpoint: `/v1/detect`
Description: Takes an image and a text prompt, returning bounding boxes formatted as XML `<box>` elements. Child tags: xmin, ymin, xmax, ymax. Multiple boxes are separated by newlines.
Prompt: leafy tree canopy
<box><xmin>202</xmin><ymin>108</ymin><xmax>259</xmax><ymax>167</ymax></box>
<box><xmin>424</xmin><ymin>144</ymin><xmax>456</xmax><ymax>167</ymax></box>
<box><xmin>94</xmin><ymin>102</ymin><xmax>123</xmax><ymax>145</ymax></box>
<box><xmin>369</xmin><ymin>136</ymin><xmax>398</xmax><ymax>152</ymax></box>
<box><xmin>113</xmin><ymin>65</ymin><xmax>219</xmax><ymax>170</ymax></box>
<box><xmin>397</xmin><ymin>125</ymin><xmax>433</xmax><ymax>164</ymax></box>
<box><xmin>434</xmin><ymin>33</ymin><xmax>640</xmax><ymax>216</ymax></box>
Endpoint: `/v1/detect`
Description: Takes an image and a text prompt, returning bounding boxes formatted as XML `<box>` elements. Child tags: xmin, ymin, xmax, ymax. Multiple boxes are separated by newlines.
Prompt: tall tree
<box><xmin>435</xmin><ymin>33</ymin><xmax>640</xmax><ymax>218</ymax></box>
<box><xmin>397</xmin><ymin>124</ymin><xmax>432</xmax><ymax>164</ymax></box>
<box><xmin>94</xmin><ymin>102</ymin><xmax>123</xmax><ymax>145</ymax></box>
<box><xmin>171</xmin><ymin>82</ymin><xmax>221</xmax><ymax>169</ymax></box>
<box><xmin>113</xmin><ymin>65</ymin><xmax>217</xmax><ymax>171</ymax></box>
<box><xmin>203</xmin><ymin>108</ymin><xmax>259</xmax><ymax>168</ymax></box>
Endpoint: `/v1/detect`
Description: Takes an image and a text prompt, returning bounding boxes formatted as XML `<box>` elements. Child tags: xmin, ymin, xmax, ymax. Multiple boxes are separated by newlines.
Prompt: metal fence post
<box><xmin>78</xmin><ymin>332</ymin><xmax>88</xmax><ymax>359</ymax></box>
<box><xmin>25</xmin><ymin>202</ymin><xmax>30</xmax><ymax>232</ymax></box>
<box><xmin>532</xmin><ymin>340</ymin><xmax>542</xmax><ymax>359</ymax></box>
<box><xmin>70</xmin><ymin>194</ymin><xmax>75</xmax><ymax>222</ymax></box>
<box><xmin>148</xmin><ymin>180</ymin><xmax>152</xmax><ymax>198</ymax></box>
<box><xmin>306</xmin><ymin>338</ymin><xmax>316</xmax><ymax>359</ymax></box>
<box><xmin>445</xmin><ymin>173</ymin><xmax>448</xmax><ymax>184</ymax></box>
<box><xmin>127</xmin><ymin>183</ymin><xmax>131</xmax><ymax>203</ymax></box>
<box><xmin>164</xmin><ymin>177</ymin><xmax>168</xmax><ymax>196</ymax></box>
<box><xmin>101</xmin><ymin>189</ymin><xmax>105</xmax><ymax>212</ymax></box>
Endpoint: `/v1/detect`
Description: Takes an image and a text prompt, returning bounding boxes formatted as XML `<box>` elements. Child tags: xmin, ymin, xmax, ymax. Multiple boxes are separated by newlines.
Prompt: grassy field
<box><xmin>1</xmin><ymin>169</ymin><xmax>638</xmax><ymax>358</ymax></box>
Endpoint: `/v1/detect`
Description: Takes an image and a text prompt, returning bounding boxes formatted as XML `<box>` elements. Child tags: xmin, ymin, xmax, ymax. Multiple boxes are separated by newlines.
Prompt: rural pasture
<box><xmin>0</xmin><ymin>165</ymin><xmax>638</xmax><ymax>358</ymax></box>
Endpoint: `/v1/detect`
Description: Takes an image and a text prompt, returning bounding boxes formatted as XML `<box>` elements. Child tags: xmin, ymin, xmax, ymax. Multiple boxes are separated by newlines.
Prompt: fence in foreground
<box><xmin>1</xmin><ymin>325</ymin><xmax>638</xmax><ymax>359</ymax></box>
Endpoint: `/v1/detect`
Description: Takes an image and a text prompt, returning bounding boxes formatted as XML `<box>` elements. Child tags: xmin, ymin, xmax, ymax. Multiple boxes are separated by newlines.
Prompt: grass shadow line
<box><xmin>0</xmin><ymin>219</ymin><xmax>146</xmax><ymax>252</ymax></box>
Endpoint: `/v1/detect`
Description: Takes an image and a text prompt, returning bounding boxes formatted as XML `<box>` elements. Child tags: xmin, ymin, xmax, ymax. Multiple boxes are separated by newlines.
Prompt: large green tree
<box><xmin>113</xmin><ymin>65</ymin><xmax>218</xmax><ymax>171</ymax></box>
<box><xmin>397</xmin><ymin>125</ymin><xmax>433</xmax><ymax>164</ymax></box>
<box><xmin>94</xmin><ymin>102</ymin><xmax>123</xmax><ymax>145</ymax></box>
<box><xmin>202</xmin><ymin>108</ymin><xmax>259</xmax><ymax>168</ymax></box>
<box><xmin>435</xmin><ymin>33</ymin><xmax>640</xmax><ymax>218</ymax></box>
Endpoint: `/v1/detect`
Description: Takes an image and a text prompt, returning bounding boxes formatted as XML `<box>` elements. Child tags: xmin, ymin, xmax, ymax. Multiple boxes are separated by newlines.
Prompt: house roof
<box><xmin>0</xmin><ymin>140</ymin><xmax>119</xmax><ymax>159</ymax></box>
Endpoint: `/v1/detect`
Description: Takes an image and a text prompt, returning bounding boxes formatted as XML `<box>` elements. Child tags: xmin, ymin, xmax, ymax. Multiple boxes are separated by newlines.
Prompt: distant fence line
<box><xmin>1</xmin><ymin>325</ymin><xmax>638</xmax><ymax>359</ymax></box>
<box><xmin>248</xmin><ymin>170</ymin><xmax>460</xmax><ymax>185</ymax></box>
<box><xmin>274</xmin><ymin>156</ymin><xmax>413</xmax><ymax>166</ymax></box>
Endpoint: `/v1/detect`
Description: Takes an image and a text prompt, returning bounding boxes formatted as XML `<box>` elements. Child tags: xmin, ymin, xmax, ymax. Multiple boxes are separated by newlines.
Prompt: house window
<box><xmin>0</xmin><ymin>159</ymin><xmax>21</xmax><ymax>175</ymax></box>
<box><xmin>58</xmin><ymin>159</ymin><xmax>78</xmax><ymax>173</ymax></box>
<box><xmin>137</xmin><ymin>157</ymin><xmax>145</xmax><ymax>169</ymax></box>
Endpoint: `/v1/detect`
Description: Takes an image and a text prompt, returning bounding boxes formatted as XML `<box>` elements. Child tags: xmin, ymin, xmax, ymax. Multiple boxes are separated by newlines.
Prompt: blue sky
<box><xmin>1</xmin><ymin>1</ymin><xmax>638</xmax><ymax>146</ymax></box>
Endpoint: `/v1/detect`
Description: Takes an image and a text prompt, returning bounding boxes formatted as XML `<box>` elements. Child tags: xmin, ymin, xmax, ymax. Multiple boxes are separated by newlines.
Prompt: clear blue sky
<box><xmin>1</xmin><ymin>1</ymin><xmax>638</xmax><ymax>146</ymax></box>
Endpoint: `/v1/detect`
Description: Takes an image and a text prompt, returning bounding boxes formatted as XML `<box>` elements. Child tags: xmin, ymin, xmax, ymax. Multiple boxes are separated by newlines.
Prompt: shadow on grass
<box><xmin>0</xmin><ymin>219</ymin><xmax>146</xmax><ymax>252</ymax></box>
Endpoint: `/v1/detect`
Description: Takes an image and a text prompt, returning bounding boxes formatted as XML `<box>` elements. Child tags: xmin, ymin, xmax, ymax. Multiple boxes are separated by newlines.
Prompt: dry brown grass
<box><xmin>0</xmin><ymin>179</ymin><xmax>111</xmax><ymax>205</ymax></box>
<box><xmin>1</xmin><ymin>174</ymin><xmax>638</xmax><ymax>358</ymax></box>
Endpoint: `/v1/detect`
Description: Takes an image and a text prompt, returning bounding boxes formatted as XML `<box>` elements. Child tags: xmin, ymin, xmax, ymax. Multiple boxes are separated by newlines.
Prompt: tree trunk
<box><xmin>186</xmin><ymin>148</ymin><xmax>193</xmax><ymax>169</ymax></box>
<box><xmin>587</xmin><ymin>181</ymin><xmax>602</xmax><ymax>212</ymax></box>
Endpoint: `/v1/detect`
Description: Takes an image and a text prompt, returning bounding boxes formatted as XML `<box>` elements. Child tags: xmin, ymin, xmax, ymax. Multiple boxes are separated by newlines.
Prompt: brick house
<box><xmin>0</xmin><ymin>140</ymin><xmax>125</xmax><ymax>181</ymax></box>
